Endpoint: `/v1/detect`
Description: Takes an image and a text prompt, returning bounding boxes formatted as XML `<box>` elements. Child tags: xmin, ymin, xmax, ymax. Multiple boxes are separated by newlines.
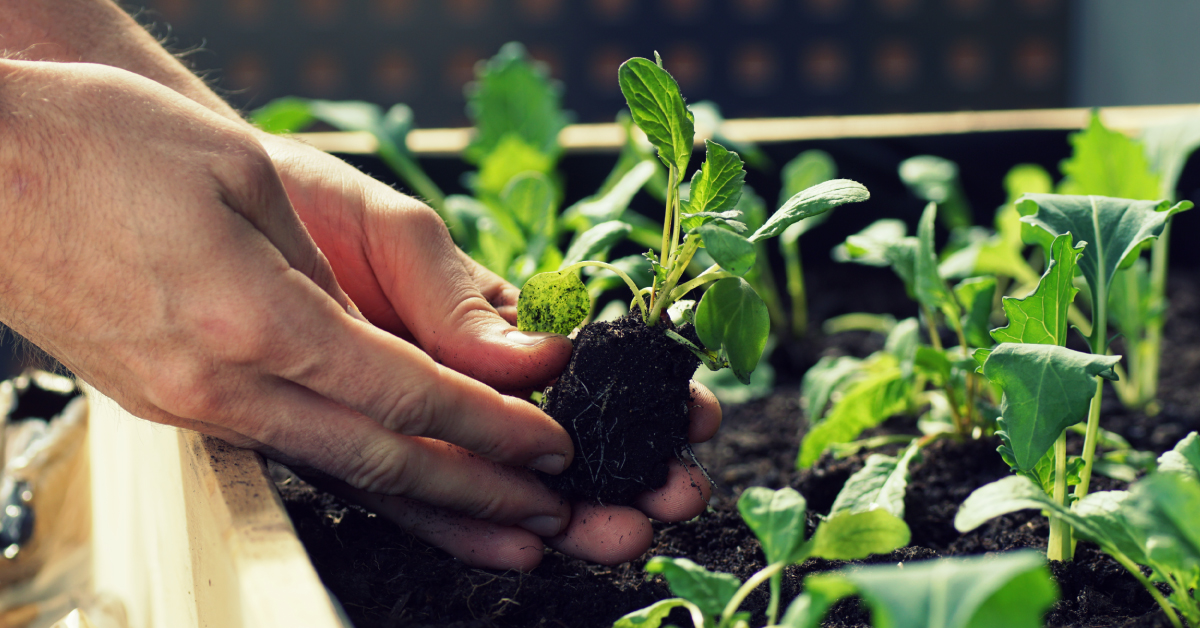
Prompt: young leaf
<box><xmin>990</xmin><ymin>233</ymin><xmax>1085</xmax><ymax>346</ymax></box>
<box><xmin>779</xmin><ymin>575</ymin><xmax>857</xmax><ymax>628</ymax></box>
<box><xmin>561</xmin><ymin>221</ymin><xmax>632</xmax><ymax>268</ymax></box>
<box><xmin>1124</xmin><ymin>473</ymin><xmax>1200</xmax><ymax>576</ymax></box>
<box><xmin>688</xmin><ymin>140</ymin><xmax>746</xmax><ymax>216</ymax></box>
<box><xmin>809</xmin><ymin>509</ymin><xmax>911</xmax><ymax>560</ymax></box>
<box><xmin>618</xmin><ymin>58</ymin><xmax>695</xmax><ymax>174</ymax></box>
<box><xmin>1157</xmin><ymin>431</ymin><xmax>1200</xmax><ymax>479</ymax></box>
<box><xmin>955</xmin><ymin>276</ymin><xmax>998</xmax><ymax>348</ymax></box>
<box><xmin>916</xmin><ymin>202</ymin><xmax>961</xmax><ymax>320</ymax></box>
<box><xmin>502</xmin><ymin>172</ymin><xmax>556</xmax><ymax>236</ymax></box>
<box><xmin>800</xmin><ymin>355</ymin><xmax>864</xmax><ymax>421</ymax></box>
<box><xmin>834</xmin><ymin>220</ymin><xmax>919</xmax><ymax>296</ymax></box>
<box><xmin>778</xmin><ymin>150</ymin><xmax>837</xmax><ymax>237</ymax></box>
<box><xmin>464</xmin><ymin>42</ymin><xmax>568</xmax><ymax>164</ymax></box>
<box><xmin>830</xmin><ymin>440</ymin><xmax>921</xmax><ymax>518</ymax></box>
<box><xmin>899</xmin><ymin>155</ymin><xmax>973</xmax><ymax>229</ymax></box>
<box><xmin>695</xmin><ymin>277</ymin><xmax>770</xmax><ymax>384</ymax></box>
<box><xmin>1000</xmin><ymin>445</ymin><xmax>1084</xmax><ymax>496</ymax></box>
<box><xmin>798</xmin><ymin>353</ymin><xmax>909</xmax><ymax>468</ymax></box>
<box><xmin>751</xmin><ymin>179</ymin><xmax>870</xmax><ymax>242</ymax></box>
<box><xmin>561</xmin><ymin>160</ymin><xmax>656</xmax><ymax>229</ymax></box>
<box><xmin>693</xmin><ymin>225</ymin><xmax>755</xmax><ymax>277</ymax></box>
<box><xmin>978</xmin><ymin>344</ymin><xmax>1121</xmax><ymax>471</ymax></box>
<box><xmin>1058</xmin><ymin>112</ymin><xmax>1160</xmax><ymax>200</ymax></box>
<box><xmin>613</xmin><ymin>598</ymin><xmax>695</xmax><ymax>628</ymax></box>
<box><xmin>474</xmin><ymin>134</ymin><xmax>555</xmax><ymax>198</ymax></box>
<box><xmin>737</xmin><ymin>486</ymin><xmax>810</xmax><ymax>565</ymax></box>
<box><xmin>644</xmin><ymin>557</ymin><xmax>740</xmax><ymax>619</ymax></box>
<box><xmin>251</xmin><ymin>96</ymin><xmax>316</xmax><ymax>134</ymax></box>
<box><xmin>517</xmin><ymin>270</ymin><xmax>590</xmax><ymax>336</ymax></box>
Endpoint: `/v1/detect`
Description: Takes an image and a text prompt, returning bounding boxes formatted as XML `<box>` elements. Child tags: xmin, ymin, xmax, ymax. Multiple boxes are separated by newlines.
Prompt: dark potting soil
<box><xmin>277</xmin><ymin>268</ymin><xmax>1200</xmax><ymax>628</ymax></box>
<box><xmin>536</xmin><ymin>313</ymin><xmax>701</xmax><ymax>505</ymax></box>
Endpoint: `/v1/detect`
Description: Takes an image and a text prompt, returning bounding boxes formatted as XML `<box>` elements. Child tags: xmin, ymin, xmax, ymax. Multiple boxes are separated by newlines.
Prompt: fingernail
<box><xmin>506</xmin><ymin>330</ymin><xmax>558</xmax><ymax>346</ymax></box>
<box><xmin>519</xmin><ymin>515</ymin><xmax>565</xmax><ymax>537</ymax></box>
<box><xmin>528</xmin><ymin>453</ymin><xmax>567</xmax><ymax>475</ymax></box>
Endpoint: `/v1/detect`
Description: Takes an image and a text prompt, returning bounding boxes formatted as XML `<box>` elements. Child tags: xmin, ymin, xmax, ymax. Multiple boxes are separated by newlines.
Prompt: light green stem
<box><xmin>1076</xmin><ymin>378</ymin><xmax>1105</xmax><ymax>501</ymax></box>
<box><xmin>1110</xmin><ymin>553</ymin><xmax>1183</xmax><ymax>628</ymax></box>
<box><xmin>668</xmin><ymin>269</ymin><xmax>735</xmax><ymax>304</ymax></box>
<box><xmin>559</xmin><ymin>261</ymin><xmax>648</xmax><ymax>320</ymax></box>
<box><xmin>648</xmin><ymin>238</ymin><xmax>702</xmax><ymax>326</ymax></box>
<box><xmin>377</xmin><ymin>142</ymin><xmax>446</xmax><ymax>212</ymax></box>
<box><xmin>660</xmin><ymin>167</ymin><xmax>677</xmax><ymax>281</ymax></box>
<box><xmin>719</xmin><ymin>562</ymin><xmax>784</xmax><ymax>628</ymax></box>
<box><xmin>1047</xmin><ymin>432</ymin><xmax>1073</xmax><ymax>561</ymax></box>
<box><xmin>782</xmin><ymin>237</ymin><xmax>808</xmax><ymax>336</ymax></box>
<box><xmin>1141</xmin><ymin>221</ymin><xmax>1171</xmax><ymax>408</ymax></box>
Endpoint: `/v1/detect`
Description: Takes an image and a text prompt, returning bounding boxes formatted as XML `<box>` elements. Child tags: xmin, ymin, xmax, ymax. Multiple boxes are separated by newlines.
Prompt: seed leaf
<box><xmin>645</xmin><ymin>557</ymin><xmax>740</xmax><ymax>618</ymax></box>
<box><xmin>810</xmin><ymin>509</ymin><xmax>911</xmax><ymax>561</ymax></box>
<box><xmin>695</xmin><ymin>277</ymin><xmax>769</xmax><ymax>384</ymax></box>
<box><xmin>618</xmin><ymin>58</ymin><xmax>695</xmax><ymax>174</ymax></box>
<box><xmin>798</xmin><ymin>353</ymin><xmax>910</xmax><ymax>469</ymax></box>
<box><xmin>752</xmin><ymin>179</ymin><xmax>870</xmax><ymax>243</ymax></box>
<box><xmin>899</xmin><ymin>155</ymin><xmax>972</xmax><ymax>229</ymax></box>
<box><xmin>694</xmin><ymin>225</ymin><xmax>755</xmax><ymax>277</ymax></box>
<box><xmin>978</xmin><ymin>344</ymin><xmax>1121</xmax><ymax>472</ymax></box>
<box><xmin>916</xmin><ymin>202</ymin><xmax>961</xmax><ymax>320</ymax></box>
<box><xmin>737</xmin><ymin>486</ymin><xmax>810</xmax><ymax>565</ymax></box>
<box><xmin>251</xmin><ymin>96</ymin><xmax>316</xmax><ymax>134</ymax></box>
<box><xmin>830</xmin><ymin>440</ymin><xmax>921</xmax><ymax>518</ymax></box>
<box><xmin>517</xmin><ymin>270</ymin><xmax>590</xmax><ymax>336</ymax></box>
<box><xmin>991</xmin><ymin>233</ymin><xmax>1085</xmax><ymax>346</ymax></box>
<box><xmin>561</xmin><ymin>221</ymin><xmax>632</xmax><ymax>268</ymax></box>
<box><xmin>688</xmin><ymin>140</ymin><xmax>746</xmax><ymax>216</ymax></box>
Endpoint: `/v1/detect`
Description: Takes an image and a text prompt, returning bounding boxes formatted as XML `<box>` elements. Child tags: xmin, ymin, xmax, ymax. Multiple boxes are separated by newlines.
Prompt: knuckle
<box><xmin>378</xmin><ymin>380</ymin><xmax>439</xmax><ymax>436</ymax></box>
<box><xmin>143</xmin><ymin>359</ymin><xmax>222</xmax><ymax>419</ymax></box>
<box><xmin>343</xmin><ymin>440</ymin><xmax>419</xmax><ymax>495</ymax></box>
<box><xmin>463</xmin><ymin>491</ymin><xmax>508</xmax><ymax>521</ymax></box>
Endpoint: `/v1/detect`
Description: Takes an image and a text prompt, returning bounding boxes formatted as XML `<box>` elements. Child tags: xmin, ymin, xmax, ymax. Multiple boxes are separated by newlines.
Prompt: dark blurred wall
<box><xmin>135</xmin><ymin>0</ymin><xmax>1070</xmax><ymax>127</ymax></box>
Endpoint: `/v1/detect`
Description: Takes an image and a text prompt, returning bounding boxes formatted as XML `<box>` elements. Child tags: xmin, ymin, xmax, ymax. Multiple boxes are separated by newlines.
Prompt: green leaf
<box><xmin>464</xmin><ymin>42</ymin><xmax>568</xmax><ymax>164</ymax></box>
<box><xmin>502</xmin><ymin>172</ymin><xmax>556</xmax><ymax>236</ymax></box>
<box><xmin>800</xmin><ymin>355</ymin><xmax>864</xmax><ymax>421</ymax></box>
<box><xmin>474</xmin><ymin>134</ymin><xmax>555</xmax><ymax>198</ymax></box>
<box><xmin>1125</xmin><ymin>473</ymin><xmax>1200</xmax><ymax>577</ymax></box>
<box><xmin>1005</xmin><ymin>164</ymin><xmax>1054</xmax><ymax>202</ymax></box>
<box><xmin>1158</xmin><ymin>432</ymin><xmax>1200</xmax><ymax>480</ymax></box>
<box><xmin>517</xmin><ymin>270</ymin><xmax>590</xmax><ymax>336</ymax></box>
<box><xmin>752</xmin><ymin>179</ymin><xmax>869</xmax><ymax>243</ymax></box>
<box><xmin>562</xmin><ymin>160</ymin><xmax>656</xmax><ymax>230</ymax></box>
<box><xmin>645</xmin><ymin>557</ymin><xmax>740</xmax><ymax>618</ymax></box>
<box><xmin>250</xmin><ymin>97</ymin><xmax>316</xmax><ymax>134</ymax></box>
<box><xmin>978</xmin><ymin>343</ymin><xmax>1121</xmax><ymax>471</ymax></box>
<box><xmin>798</xmin><ymin>353</ymin><xmax>910</xmax><ymax>469</ymax></box>
<box><xmin>999</xmin><ymin>445</ymin><xmax>1084</xmax><ymax>496</ymax></box>
<box><xmin>991</xmin><ymin>233</ymin><xmax>1085</xmax><ymax>347</ymax></box>
<box><xmin>899</xmin><ymin>155</ymin><xmax>973</xmax><ymax>229</ymax></box>
<box><xmin>955</xmin><ymin>277</ymin><xmax>998</xmax><ymax>348</ymax></box>
<box><xmin>694</xmin><ymin>225</ymin><xmax>755</xmax><ymax>277</ymax></box>
<box><xmin>779</xmin><ymin>576</ymin><xmax>857</xmax><ymax>628</ymax></box>
<box><xmin>613</xmin><ymin>598</ymin><xmax>693</xmax><ymax>628</ymax></box>
<box><xmin>1142</xmin><ymin>115</ymin><xmax>1200</xmax><ymax>200</ymax></box>
<box><xmin>834</xmin><ymin>220</ymin><xmax>919</xmax><ymax>296</ymax></box>
<box><xmin>737</xmin><ymin>486</ymin><xmax>810</xmax><ymax>565</ymax></box>
<box><xmin>830</xmin><ymin>441</ymin><xmax>921</xmax><ymax>518</ymax></box>
<box><xmin>1058</xmin><ymin>112</ymin><xmax>1160</xmax><ymax>200</ymax></box>
<box><xmin>695</xmin><ymin>277</ymin><xmax>769</xmax><ymax>384</ymax></box>
<box><xmin>618</xmin><ymin>57</ymin><xmax>695</xmax><ymax>174</ymax></box>
<box><xmin>916</xmin><ymin>202</ymin><xmax>961</xmax><ymax>320</ymax></box>
<box><xmin>1108</xmin><ymin>258</ymin><xmax>1153</xmax><ymax>343</ymax></box>
<box><xmin>561</xmin><ymin>221</ymin><xmax>632</xmax><ymax>268</ymax></box>
<box><xmin>688</xmin><ymin>140</ymin><xmax>746</xmax><ymax>217</ymax></box>
<box><xmin>778</xmin><ymin>150</ymin><xmax>837</xmax><ymax>238</ymax></box>
<box><xmin>810</xmin><ymin>509</ymin><xmax>911</xmax><ymax>560</ymax></box>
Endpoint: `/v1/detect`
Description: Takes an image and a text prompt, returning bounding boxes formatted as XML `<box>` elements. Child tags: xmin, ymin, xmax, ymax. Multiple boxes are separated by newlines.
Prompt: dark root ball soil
<box><xmin>538</xmin><ymin>312</ymin><xmax>701</xmax><ymax>504</ymax></box>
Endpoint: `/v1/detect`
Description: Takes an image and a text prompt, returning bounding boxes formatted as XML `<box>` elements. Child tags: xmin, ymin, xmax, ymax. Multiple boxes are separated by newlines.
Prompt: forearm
<box><xmin>0</xmin><ymin>0</ymin><xmax>244</xmax><ymax>123</ymax></box>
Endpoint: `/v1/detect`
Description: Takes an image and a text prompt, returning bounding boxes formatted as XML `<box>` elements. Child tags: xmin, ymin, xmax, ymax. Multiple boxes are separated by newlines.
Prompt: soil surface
<box><xmin>278</xmin><ymin>268</ymin><xmax>1200</xmax><ymax>628</ymax></box>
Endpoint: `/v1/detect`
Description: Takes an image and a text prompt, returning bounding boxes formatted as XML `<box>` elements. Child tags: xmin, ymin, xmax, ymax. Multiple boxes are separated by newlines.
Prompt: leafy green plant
<box><xmin>958</xmin><ymin>432</ymin><xmax>1200</xmax><ymax>628</ymax></box>
<box><xmin>517</xmin><ymin>55</ymin><xmax>868</xmax><ymax>383</ymax></box>
<box><xmin>777</xmin><ymin>150</ymin><xmax>839</xmax><ymax>337</ymax></box>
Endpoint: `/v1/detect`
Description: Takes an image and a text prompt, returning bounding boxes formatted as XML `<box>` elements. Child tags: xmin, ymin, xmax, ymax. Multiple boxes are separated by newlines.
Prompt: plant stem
<box><xmin>560</xmin><ymin>261</ymin><xmax>649</xmax><ymax>320</ymax></box>
<box><xmin>1047</xmin><ymin>432</ymin><xmax>1073</xmax><ymax>561</ymax></box>
<box><xmin>1110</xmin><ymin>553</ymin><xmax>1183</xmax><ymax>628</ymax></box>
<box><xmin>719</xmin><ymin>562</ymin><xmax>784</xmax><ymax>628</ymax></box>
<box><xmin>668</xmin><ymin>269</ymin><xmax>735</xmax><ymax>303</ymax></box>
<box><xmin>660</xmin><ymin>167</ymin><xmax>678</xmax><ymax>289</ymax></box>
<box><xmin>377</xmin><ymin>142</ymin><xmax>446</xmax><ymax>214</ymax></box>
<box><xmin>947</xmin><ymin>314</ymin><xmax>977</xmax><ymax>427</ymax></box>
<box><xmin>648</xmin><ymin>238</ymin><xmax>701</xmax><ymax>325</ymax></box>
<box><xmin>1075</xmin><ymin>378</ymin><xmax>1105</xmax><ymax>501</ymax></box>
<box><xmin>782</xmin><ymin>236</ymin><xmax>808</xmax><ymax>336</ymax></box>
<box><xmin>1142</xmin><ymin>221</ymin><xmax>1172</xmax><ymax>410</ymax></box>
<box><xmin>922</xmin><ymin>305</ymin><xmax>966</xmax><ymax>434</ymax></box>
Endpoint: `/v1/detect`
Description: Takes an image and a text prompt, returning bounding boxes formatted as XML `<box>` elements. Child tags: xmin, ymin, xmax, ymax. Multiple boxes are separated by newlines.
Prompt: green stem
<box><xmin>947</xmin><ymin>314</ymin><xmax>976</xmax><ymax>427</ymax></box>
<box><xmin>668</xmin><ymin>269</ymin><xmax>735</xmax><ymax>304</ymax></box>
<box><xmin>767</xmin><ymin>571</ymin><xmax>782</xmax><ymax>627</ymax></box>
<box><xmin>1047</xmin><ymin>432</ymin><xmax>1073</xmax><ymax>561</ymax></box>
<box><xmin>1142</xmin><ymin>221</ymin><xmax>1171</xmax><ymax>409</ymax></box>
<box><xmin>559</xmin><ymin>261</ymin><xmax>649</xmax><ymax>320</ymax></box>
<box><xmin>782</xmin><ymin>237</ymin><xmax>808</xmax><ymax>337</ymax></box>
<box><xmin>647</xmin><ymin>238</ymin><xmax>701</xmax><ymax>326</ymax></box>
<box><xmin>719</xmin><ymin>562</ymin><xmax>784</xmax><ymax>628</ymax></box>
<box><xmin>378</xmin><ymin>142</ymin><xmax>446</xmax><ymax>213</ymax></box>
<box><xmin>1075</xmin><ymin>377</ymin><xmax>1105</xmax><ymax>501</ymax></box>
<box><xmin>1110</xmin><ymin>553</ymin><xmax>1183</xmax><ymax>628</ymax></box>
<box><xmin>660</xmin><ymin>167</ymin><xmax>677</xmax><ymax>283</ymax></box>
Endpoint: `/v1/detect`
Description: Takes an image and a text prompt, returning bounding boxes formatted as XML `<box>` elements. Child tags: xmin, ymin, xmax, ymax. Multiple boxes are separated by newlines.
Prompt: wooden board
<box><xmin>87</xmin><ymin>389</ymin><xmax>344</xmax><ymax>628</ymax></box>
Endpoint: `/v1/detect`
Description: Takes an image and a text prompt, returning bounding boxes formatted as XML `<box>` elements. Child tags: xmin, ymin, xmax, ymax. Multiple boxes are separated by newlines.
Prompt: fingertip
<box><xmin>635</xmin><ymin>461</ymin><xmax>712</xmax><ymax>523</ymax></box>
<box><xmin>546</xmin><ymin>503</ymin><xmax>654</xmax><ymax>566</ymax></box>
<box><xmin>687</xmin><ymin>381</ymin><xmax>722</xmax><ymax>444</ymax></box>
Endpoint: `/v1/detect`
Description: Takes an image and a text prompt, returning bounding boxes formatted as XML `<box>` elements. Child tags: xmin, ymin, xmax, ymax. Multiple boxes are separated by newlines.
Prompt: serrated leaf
<box><xmin>464</xmin><ymin>42</ymin><xmax>568</xmax><ymax>164</ymax></box>
<box><xmin>1157</xmin><ymin>432</ymin><xmax>1200</xmax><ymax>480</ymax></box>
<box><xmin>613</xmin><ymin>598</ymin><xmax>693</xmax><ymax>628</ymax></box>
<box><xmin>752</xmin><ymin>179</ymin><xmax>869</xmax><ymax>243</ymax></box>
<box><xmin>737</xmin><ymin>486</ymin><xmax>810</xmax><ymax>565</ymax></box>
<box><xmin>916</xmin><ymin>202</ymin><xmax>961</xmax><ymax>320</ymax></box>
<box><xmin>561</xmin><ymin>221</ymin><xmax>632</xmax><ymax>268</ymax></box>
<box><xmin>955</xmin><ymin>277</ymin><xmax>998</xmax><ymax>348</ymax></box>
<box><xmin>801</xmin><ymin>355</ymin><xmax>865</xmax><ymax>421</ymax></box>
<box><xmin>695</xmin><ymin>277</ymin><xmax>769</xmax><ymax>384</ymax></box>
<box><xmin>1058</xmin><ymin>112</ymin><xmax>1160</xmax><ymax>200</ymax></box>
<box><xmin>517</xmin><ymin>270</ymin><xmax>590</xmax><ymax>336</ymax></box>
<box><xmin>830</xmin><ymin>440</ymin><xmax>921</xmax><ymax>518</ymax></box>
<box><xmin>474</xmin><ymin>134</ymin><xmax>555</xmax><ymax>198</ymax></box>
<box><xmin>798</xmin><ymin>353</ymin><xmax>910</xmax><ymax>468</ymax></box>
<box><xmin>688</xmin><ymin>140</ymin><xmax>746</xmax><ymax>218</ymax></box>
<box><xmin>810</xmin><ymin>509</ymin><xmax>911</xmax><ymax>560</ymax></box>
<box><xmin>991</xmin><ymin>233</ymin><xmax>1085</xmax><ymax>347</ymax></box>
<box><xmin>694</xmin><ymin>225</ymin><xmax>755</xmax><ymax>277</ymax></box>
<box><xmin>645</xmin><ymin>557</ymin><xmax>740</xmax><ymax>618</ymax></box>
<box><xmin>979</xmin><ymin>344</ymin><xmax>1121</xmax><ymax>471</ymax></box>
<box><xmin>618</xmin><ymin>58</ymin><xmax>694</xmax><ymax>174</ymax></box>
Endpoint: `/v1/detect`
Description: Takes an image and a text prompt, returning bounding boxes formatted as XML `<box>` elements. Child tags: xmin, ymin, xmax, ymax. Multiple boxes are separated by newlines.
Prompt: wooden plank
<box><xmin>293</xmin><ymin>103</ymin><xmax>1200</xmax><ymax>156</ymax></box>
<box><xmin>87</xmin><ymin>389</ymin><xmax>343</xmax><ymax>628</ymax></box>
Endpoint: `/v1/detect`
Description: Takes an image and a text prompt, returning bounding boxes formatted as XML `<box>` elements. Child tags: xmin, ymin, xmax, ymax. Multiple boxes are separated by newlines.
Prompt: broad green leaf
<box><xmin>1058</xmin><ymin>112</ymin><xmax>1160</xmax><ymax>200</ymax></box>
<box><xmin>737</xmin><ymin>486</ymin><xmax>810</xmax><ymax>565</ymax></box>
<box><xmin>800</xmin><ymin>355</ymin><xmax>864</xmax><ymax>421</ymax></box>
<box><xmin>779</xmin><ymin>576</ymin><xmax>857</xmax><ymax>628</ymax></box>
<box><xmin>899</xmin><ymin>155</ymin><xmax>972</xmax><ymax>229</ymax></box>
<box><xmin>798</xmin><ymin>354</ymin><xmax>909</xmax><ymax>468</ymax></box>
<box><xmin>562</xmin><ymin>160</ymin><xmax>656</xmax><ymax>229</ymax></box>
<box><xmin>618</xmin><ymin>58</ymin><xmax>695</xmax><ymax>174</ymax></box>
<box><xmin>688</xmin><ymin>140</ymin><xmax>746</xmax><ymax>216</ymax></box>
<box><xmin>251</xmin><ymin>96</ymin><xmax>316</xmax><ymax>133</ymax></box>
<box><xmin>803</xmin><ymin>551</ymin><xmax>1055</xmax><ymax>628</ymax></box>
<box><xmin>680</xmin><ymin>209</ymin><xmax>747</xmax><ymax>234</ymax></box>
<box><xmin>695</xmin><ymin>277</ymin><xmax>769</xmax><ymax>384</ymax></box>
<box><xmin>997</xmin><ymin>444</ymin><xmax>1083</xmax><ymax>496</ymax></box>
<box><xmin>502</xmin><ymin>172</ymin><xmax>556</xmax><ymax>236</ymax></box>
<box><xmin>464</xmin><ymin>42</ymin><xmax>568</xmax><ymax>164</ymax></box>
<box><xmin>778</xmin><ymin>150</ymin><xmax>837</xmax><ymax>238</ymax></box>
<box><xmin>1125</xmin><ymin>473</ymin><xmax>1200</xmax><ymax>577</ymax></box>
<box><xmin>1157</xmin><ymin>432</ymin><xmax>1200</xmax><ymax>479</ymax></box>
<box><xmin>1142</xmin><ymin>115</ymin><xmax>1200</xmax><ymax>200</ymax></box>
<box><xmin>810</xmin><ymin>509</ymin><xmax>911</xmax><ymax>560</ymax></box>
<box><xmin>955</xmin><ymin>277</ymin><xmax>998</xmax><ymax>349</ymax></box>
<box><xmin>561</xmin><ymin>221</ymin><xmax>632</xmax><ymax>268</ymax></box>
<box><xmin>978</xmin><ymin>344</ymin><xmax>1120</xmax><ymax>471</ymax></box>
<box><xmin>613</xmin><ymin>598</ymin><xmax>693</xmax><ymax>628</ymax></box>
<box><xmin>1108</xmin><ymin>258</ymin><xmax>1152</xmax><ymax>344</ymax></box>
<box><xmin>1005</xmin><ymin>164</ymin><xmax>1054</xmax><ymax>202</ymax></box>
<box><xmin>991</xmin><ymin>233</ymin><xmax>1084</xmax><ymax>346</ymax></box>
<box><xmin>517</xmin><ymin>270</ymin><xmax>589</xmax><ymax>336</ymax></box>
<box><xmin>834</xmin><ymin>220</ymin><xmax>920</xmax><ymax>297</ymax></box>
<box><xmin>645</xmin><ymin>557</ymin><xmax>740</xmax><ymax>618</ymax></box>
<box><xmin>474</xmin><ymin>134</ymin><xmax>555</xmax><ymax>198</ymax></box>
<box><xmin>694</xmin><ymin>225</ymin><xmax>755</xmax><ymax>277</ymax></box>
<box><xmin>752</xmin><ymin>179</ymin><xmax>869</xmax><ymax>243</ymax></box>
<box><xmin>830</xmin><ymin>440</ymin><xmax>921</xmax><ymax>518</ymax></box>
<box><xmin>916</xmin><ymin>203</ymin><xmax>961</xmax><ymax>320</ymax></box>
